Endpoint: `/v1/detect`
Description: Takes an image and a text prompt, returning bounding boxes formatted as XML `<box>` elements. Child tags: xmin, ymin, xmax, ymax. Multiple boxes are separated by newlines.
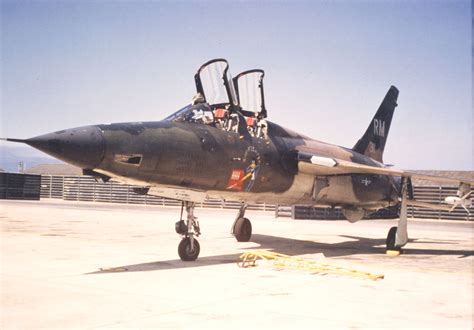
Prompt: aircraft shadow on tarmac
<box><xmin>88</xmin><ymin>234</ymin><xmax>473</xmax><ymax>275</ymax></box>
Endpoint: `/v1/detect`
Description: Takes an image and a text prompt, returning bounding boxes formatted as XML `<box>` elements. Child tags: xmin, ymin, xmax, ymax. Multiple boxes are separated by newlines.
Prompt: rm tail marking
<box><xmin>373</xmin><ymin>118</ymin><xmax>386</xmax><ymax>137</ymax></box>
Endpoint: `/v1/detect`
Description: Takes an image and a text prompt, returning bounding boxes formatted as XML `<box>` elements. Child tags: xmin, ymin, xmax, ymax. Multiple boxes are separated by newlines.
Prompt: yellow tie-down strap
<box><xmin>238</xmin><ymin>250</ymin><xmax>384</xmax><ymax>281</ymax></box>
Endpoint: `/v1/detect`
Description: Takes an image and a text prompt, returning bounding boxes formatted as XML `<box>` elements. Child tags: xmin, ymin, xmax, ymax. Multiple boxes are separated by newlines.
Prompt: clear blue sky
<box><xmin>1</xmin><ymin>0</ymin><xmax>472</xmax><ymax>170</ymax></box>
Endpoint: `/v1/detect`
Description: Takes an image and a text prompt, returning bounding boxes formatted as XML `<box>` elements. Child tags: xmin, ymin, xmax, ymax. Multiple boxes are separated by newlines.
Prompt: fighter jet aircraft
<box><xmin>4</xmin><ymin>58</ymin><xmax>473</xmax><ymax>261</ymax></box>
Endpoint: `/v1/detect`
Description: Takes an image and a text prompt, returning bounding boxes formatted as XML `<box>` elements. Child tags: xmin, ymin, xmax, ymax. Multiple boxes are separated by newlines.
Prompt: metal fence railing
<box><xmin>275</xmin><ymin>185</ymin><xmax>473</xmax><ymax>221</ymax></box>
<box><xmin>0</xmin><ymin>173</ymin><xmax>41</xmax><ymax>200</ymax></box>
<box><xmin>410</xmin><ymin>186</ymin><xmax>473</xmax><ymax>221</ymax></box>
<box><xmin>39</xmin><ymin>175</ymin><xmax>472</xmax><ymax>221</ymax></box>
<box><xmin>40</xmin><ymin>175</ymin><xmax>273</xmax><ymax>211</ymax></box>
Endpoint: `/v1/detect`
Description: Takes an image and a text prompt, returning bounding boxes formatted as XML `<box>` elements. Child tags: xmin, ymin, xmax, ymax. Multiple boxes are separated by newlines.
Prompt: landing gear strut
<box><xmin>231</xmin><ymin>204</ymin><xmax>252</xmax><ymax>242</ymax></box>
<box><xmin>386</xmin><ymin>178</ymin><xmax>409</xmax><ymax>253</ymax></box>
<box><xmin>175</xmin><ymin>202</ymin><xmax>201</xmax><ymax>261</ymax></box>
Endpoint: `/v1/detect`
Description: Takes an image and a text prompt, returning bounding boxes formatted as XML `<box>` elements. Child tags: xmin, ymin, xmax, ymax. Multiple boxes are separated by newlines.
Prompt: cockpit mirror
<box><xmin>233</xmin><ymin>69</ymin><xmax>267</xmax><ymax>118</ymax></box>
<box><xmin>194</xmin><ymin>59</ymin><xmax>238</xmax><ymax>110</ymax></box>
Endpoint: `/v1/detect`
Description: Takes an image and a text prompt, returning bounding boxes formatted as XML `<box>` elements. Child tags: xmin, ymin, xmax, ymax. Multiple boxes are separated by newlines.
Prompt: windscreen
<box><xmin>235</xmin><ymin>71</ymin><xmax>264</xmax><ymax>114</ymax></box>
<box><xmin>163</xmin><ymin>104</ymin><xmax>192</xmax><ymax>121</ymax></box>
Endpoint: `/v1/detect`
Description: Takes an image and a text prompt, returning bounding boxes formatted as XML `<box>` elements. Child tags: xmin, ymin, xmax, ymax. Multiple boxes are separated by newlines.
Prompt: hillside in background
<box><xmin>0</xmin><ymin>145</ymin><xmax>62</xmax><ymax>173</ymax></box>
<box><xmin>26</xmin><ymin>164</ymin><xmax>81</xmax><ymax>175</ymax></box>
<box><xmin>410</xmin><ymin>170</ymin><xmax>474</xmax><ymax>186</ymax></box>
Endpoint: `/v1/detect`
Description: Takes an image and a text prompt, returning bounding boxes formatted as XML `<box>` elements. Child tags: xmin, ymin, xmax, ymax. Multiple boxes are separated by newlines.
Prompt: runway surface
<box><xmin>1</xmin><ymin>200</ymin><xmax>473</xmax><ymax>328</ymax></box>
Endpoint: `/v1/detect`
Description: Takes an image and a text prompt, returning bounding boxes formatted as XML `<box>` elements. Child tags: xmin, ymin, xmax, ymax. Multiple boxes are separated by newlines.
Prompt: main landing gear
<box><xmin>175</xmin><ymin>202</ymin><xmax>201</xmax><ymax>261</ymax></box>
<box><xmin>174</xmin><ymin>202</ymin><xmax>252</xmax><ymax>261</ymax></box>
<box><xmin>386</xmin><ymin>226</ymin><xmax>400</xmax><ymax>251</ymax></box>
<box><xmin>386</xmin><ymin>178</ymin><xmax>409</xmax><ymax>253</ymax></box>
<box><xmin>231</xmin><ymin>204</ymin><xmax>252</xmax><ymax>242</ymax></box>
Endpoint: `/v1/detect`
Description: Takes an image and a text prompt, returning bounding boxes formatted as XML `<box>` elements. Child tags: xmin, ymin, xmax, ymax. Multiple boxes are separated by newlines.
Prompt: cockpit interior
<box><xmin>165</xmin><ymin>59</ymin><xmax>268</xmax><ymax>139</ymax></box>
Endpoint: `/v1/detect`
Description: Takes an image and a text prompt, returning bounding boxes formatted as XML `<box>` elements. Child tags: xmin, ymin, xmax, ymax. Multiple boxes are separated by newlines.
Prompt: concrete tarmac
<box><xmin>1</xmin><ymin>200</ymin><xmax>473</xmax><ymax>328</ymax></box>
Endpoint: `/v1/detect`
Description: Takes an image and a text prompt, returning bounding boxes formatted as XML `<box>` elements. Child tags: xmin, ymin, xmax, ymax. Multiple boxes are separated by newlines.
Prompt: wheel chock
<box><xmin>238</xmin><ymin>250</ymin><xmax>384</xmax><ymax>280</ymax></box>
<box><xmin>386</xmin><ymin>250</ymin><xmax>401</xmax><ymax>256</ymax></box>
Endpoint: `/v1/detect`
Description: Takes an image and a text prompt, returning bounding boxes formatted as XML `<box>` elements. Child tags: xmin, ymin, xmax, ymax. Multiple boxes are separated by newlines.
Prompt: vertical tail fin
<box><xmin>352</xmin><ymin>86</ymin><xmax>399</xmax><ymax>163</ymax></box>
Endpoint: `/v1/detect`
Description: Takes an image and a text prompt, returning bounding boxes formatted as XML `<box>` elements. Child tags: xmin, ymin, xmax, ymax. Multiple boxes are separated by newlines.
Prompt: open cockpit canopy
<box><xmin>233</xmin><ymin>69</ymin><xmax>267</xmax><ymax>119</ymax></box>
<box><xmin>194</xmin><ymin>58</ymin><xmax>238</xmax><ymax>109</ymax></box>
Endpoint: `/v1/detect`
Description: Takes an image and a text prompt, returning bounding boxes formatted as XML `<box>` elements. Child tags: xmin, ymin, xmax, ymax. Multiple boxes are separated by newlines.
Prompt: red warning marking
<box><xmin>226</xmin><ymin>169</ymin><xmax>245</xmax><ymax>191</ymax></box>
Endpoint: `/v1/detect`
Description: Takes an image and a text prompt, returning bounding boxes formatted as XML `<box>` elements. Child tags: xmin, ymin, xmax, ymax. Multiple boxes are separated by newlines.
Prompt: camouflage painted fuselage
<box><xmin>87</xmin><ymin>119</ymin><xmax>399</xmax><ymax>208</ymax></box>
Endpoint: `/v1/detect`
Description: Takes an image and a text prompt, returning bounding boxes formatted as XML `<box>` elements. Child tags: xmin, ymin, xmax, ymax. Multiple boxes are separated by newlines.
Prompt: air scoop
<box><xmin>2</xmin><ymin>125</ymin><xmax>105</xmax><ymax>169</ymax></box>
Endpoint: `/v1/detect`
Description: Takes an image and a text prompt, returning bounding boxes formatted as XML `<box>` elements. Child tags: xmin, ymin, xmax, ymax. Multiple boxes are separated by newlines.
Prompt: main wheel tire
<box><xmin>234</xmin><ymin>217</ymin><xmax>252</xmax><ymax>242</ymax></box>
<box><xmin>386</xmin><ymin>226</ymin><xmax>400</xmax><ymax>251</ymax></box>
<box><xmin>178</xmin><ymin>237</ymin><xmax>200</xmax><ymax>261</ymax></box>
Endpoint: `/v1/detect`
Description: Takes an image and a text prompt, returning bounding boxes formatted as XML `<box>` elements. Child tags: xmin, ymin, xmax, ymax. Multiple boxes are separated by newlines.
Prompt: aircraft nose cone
<box><xmin>26</xmin><ymin>125</ymin><xmax>105</xmax><ymax>169</ymax></box>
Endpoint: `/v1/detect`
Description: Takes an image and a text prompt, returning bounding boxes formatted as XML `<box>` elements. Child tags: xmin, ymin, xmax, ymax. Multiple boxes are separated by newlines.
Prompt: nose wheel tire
<box><xmin>386</xmin><ymin>226</ymin><xmax>401</xmax><ymax>251</ymax></box>
<box><xmin>234</xmin><ymin>217</ymin><xmax>252</xmax><ymax>242</ymax></box>
<box><xmin>178</xmin><ymin>237</ymin><xmax>200</xmax><ymax>261</ymax></box>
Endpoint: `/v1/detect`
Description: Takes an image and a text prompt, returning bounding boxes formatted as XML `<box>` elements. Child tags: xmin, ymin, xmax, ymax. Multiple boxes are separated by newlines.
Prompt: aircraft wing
<box><xmin>297</xmin><ymin>152</ymin><xmax>474</xmax><ymax>186</ymax></box>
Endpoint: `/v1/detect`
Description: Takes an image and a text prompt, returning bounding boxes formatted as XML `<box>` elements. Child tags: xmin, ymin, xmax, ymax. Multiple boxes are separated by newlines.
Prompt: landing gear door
<box><xmin>233</xmin><ymin>69</ymin><xmax>267</xmax><ymax>118</ymax></box>
<box><xmin>194</xmin><ymin>58</ymin><xmax>238</xmax><ymax>110</ymax></box>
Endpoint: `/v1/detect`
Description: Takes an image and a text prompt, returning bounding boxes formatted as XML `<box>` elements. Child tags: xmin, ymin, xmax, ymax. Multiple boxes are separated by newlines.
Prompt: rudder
<box><xmin>353</xmin><ymin>86</ymin><xmax>399</xmax><ymax>163</ymax></box>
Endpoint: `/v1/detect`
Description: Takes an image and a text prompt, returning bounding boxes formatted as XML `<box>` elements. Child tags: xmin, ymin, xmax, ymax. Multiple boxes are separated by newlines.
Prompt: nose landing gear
<box><xmin>175</xmin><ymin>202</ymin><xmax>201</xmax><ymax>261</ymax></box>
<box><xmin>178</xmin><ymin>237</ymin><xmax>200</xmax><ymax>261</ymax></box>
